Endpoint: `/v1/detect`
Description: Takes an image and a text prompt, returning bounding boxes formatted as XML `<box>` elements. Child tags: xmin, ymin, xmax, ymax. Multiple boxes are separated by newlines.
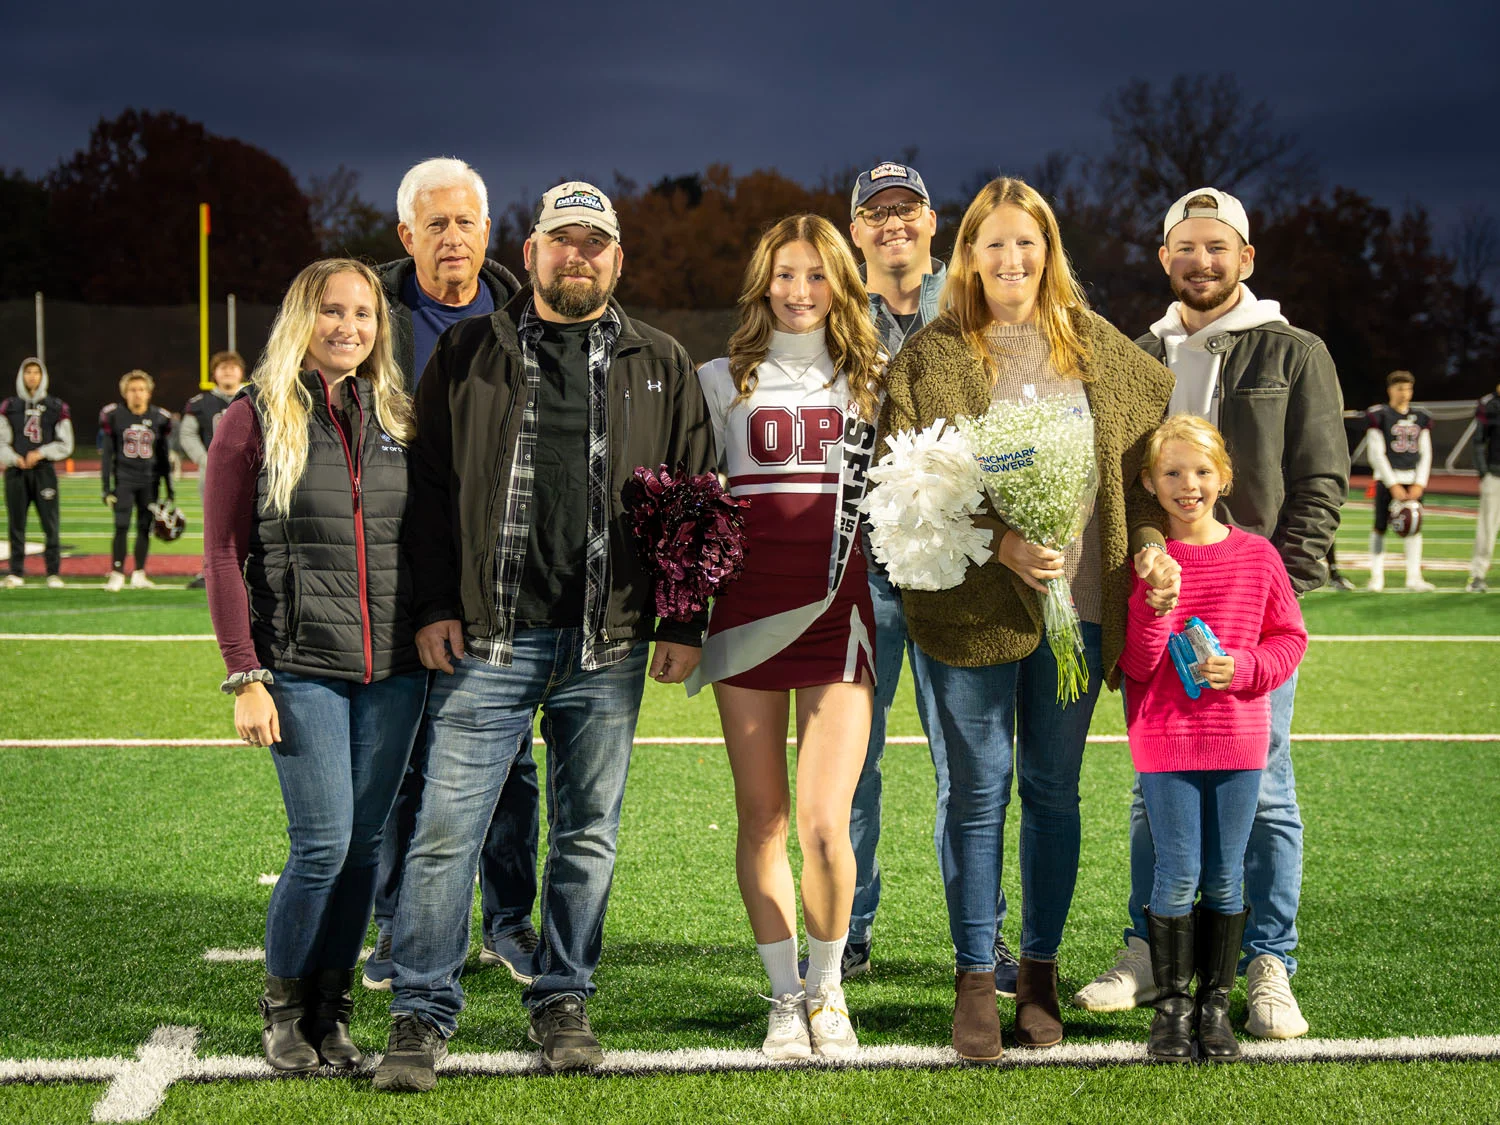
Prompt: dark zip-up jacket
<box><xmin>406</xmin><ymin>290</ymin><xmax>716</xmax><ymax>654</ymax></box>
<box><xmin>378</xmin><ymin>257</ymin><xmax>522</xmax><ymax>388</ymax></box>
<box><xmin>243</xmin><ymin>373</ymin><xmax>421</xmax><ymax>682</ymax></box>
<box><xmin>1135</xmin><ymin>322</ymin><xmax>1348</xmax><ymax>594</ymax></box>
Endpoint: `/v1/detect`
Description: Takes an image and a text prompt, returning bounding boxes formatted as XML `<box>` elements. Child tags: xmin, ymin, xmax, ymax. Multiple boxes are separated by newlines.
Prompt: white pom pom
<box><xmin>861</xmin><ymin>420</ymin><xmax>993</xmax><ymax>591</ymax></box>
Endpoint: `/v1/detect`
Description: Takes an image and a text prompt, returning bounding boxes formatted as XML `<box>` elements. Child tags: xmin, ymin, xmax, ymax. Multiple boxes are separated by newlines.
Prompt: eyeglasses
<box><xmin>856</xmin><ymin>200</ymin><xmax>926</xmax><ymax>227</ymax></box>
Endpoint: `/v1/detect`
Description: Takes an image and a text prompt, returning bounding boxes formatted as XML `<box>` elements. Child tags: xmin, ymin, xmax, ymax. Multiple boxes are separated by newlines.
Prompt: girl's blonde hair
<box><xmin>1144</xmin><ymin>413</ymin><xmax>1235</xmax><ymax>495</ymax></box>
<box><xmin>251</xmin><ymin>258</ymin><xmax>413</xmax><ymax>516</ymax></box>
<box><xmin>939</xmin><ymin>176</ymin><xmax>1091</xmax><ymax>380</ymax></box>
<box><xmin>726</xmin><ymin>214</ymin><xmax>884</xmax><ymax>422</ymax></box>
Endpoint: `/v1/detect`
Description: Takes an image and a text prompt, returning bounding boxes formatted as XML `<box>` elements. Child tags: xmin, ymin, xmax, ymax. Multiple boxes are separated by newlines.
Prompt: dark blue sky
<box><xmin>5</xmin><ymin>0</ymin><xmax>1497</xmax><ymax>234</ymax></box>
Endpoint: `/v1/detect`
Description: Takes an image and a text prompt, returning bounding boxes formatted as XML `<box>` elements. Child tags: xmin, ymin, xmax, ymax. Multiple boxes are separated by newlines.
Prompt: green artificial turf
<box><xmin>1</xmin><ymin>493</ymin><xmax>1497</xmax><ymax>1122</ymax></box>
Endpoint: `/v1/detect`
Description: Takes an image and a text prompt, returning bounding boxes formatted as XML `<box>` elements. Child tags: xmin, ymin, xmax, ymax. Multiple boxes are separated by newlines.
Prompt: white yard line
<box><xmin>5</xmin><ymin>733</ymin><xmax>1499</xmax><ymax>750</ymax></box>
<box><xmin>0</xmin><ymin>633</ymin><xmax>218</xmax><ymax>642</ymax></box>
<box><xmin>4</xmin><ymin>633</ymin><xmax>1496</xmax><ymax>644</ymax></box>
<box><xmin>202</xmin><ymin>946</ymin><xmax>371</xmax><ymax>964</ymax></box>
<box><xmin>4</xmin><ymin>1026</ymin><xmax>1493</xmax><ymax>1121</ymax></box>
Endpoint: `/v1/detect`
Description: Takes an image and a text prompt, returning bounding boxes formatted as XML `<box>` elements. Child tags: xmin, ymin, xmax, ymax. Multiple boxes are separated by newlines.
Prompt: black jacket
<box><xmin>378</xmin><ymin>257</ymin><xmax>522</xmax><ymax>388</ymax></box>
<box><xmin>244</xmin><ymin>373</ymin><xmax>421</xmax><ymax>683</ymax></box>
<box><xmin>406</xmin><ymin>290</ymin><xmax>716</xmax><ymax>653</ymax></box>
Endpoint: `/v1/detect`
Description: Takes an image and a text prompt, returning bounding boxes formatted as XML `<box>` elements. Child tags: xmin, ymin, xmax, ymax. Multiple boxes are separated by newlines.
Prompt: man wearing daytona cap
<box><xmin>373</xmin><ymin>181</ymin><xmax>715</xmax><ymax>1090</ymax></box>
<box><xmin>1075</xmin><ymin>187</ymin><xmax>1347</xmax><ymax>1041</ymax></box>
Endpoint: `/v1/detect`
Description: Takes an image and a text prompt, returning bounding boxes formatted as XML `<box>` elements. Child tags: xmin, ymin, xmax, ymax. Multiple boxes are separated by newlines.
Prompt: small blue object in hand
<box><xmin>1168</xmin><ymin>616</ymin><xmax>1226</xmax><ymax>700</ymax></box>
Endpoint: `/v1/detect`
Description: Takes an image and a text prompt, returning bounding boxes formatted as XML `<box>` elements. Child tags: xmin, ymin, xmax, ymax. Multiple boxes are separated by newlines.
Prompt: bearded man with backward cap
<box><xmin>372</xmin><ymin>180</ymin><xmax>715</xmax><ymax>1092</ymax></box>
<box><xmin>1073</xmin><ymin>187</ymin><xmax>1348</xmax><ymax>1042</ymax></box>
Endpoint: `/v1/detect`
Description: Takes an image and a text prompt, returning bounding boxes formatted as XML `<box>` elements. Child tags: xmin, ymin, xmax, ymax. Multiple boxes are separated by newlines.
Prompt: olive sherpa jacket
<box><xmin>878</xmin><ymin>309</ymin><xmax>1174</xmax><ymax>686</ymax></box>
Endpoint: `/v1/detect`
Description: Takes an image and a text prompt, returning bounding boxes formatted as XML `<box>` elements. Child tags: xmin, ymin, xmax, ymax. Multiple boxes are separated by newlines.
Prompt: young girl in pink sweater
<box><xmin>1119</xmin><ymin>415</ymin><xmax>1307</xmax><ymax>1064</ymax></box>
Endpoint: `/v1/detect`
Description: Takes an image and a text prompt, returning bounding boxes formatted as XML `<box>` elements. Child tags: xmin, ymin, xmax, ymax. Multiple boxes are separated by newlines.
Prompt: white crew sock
<box><xmin>1369</xmin><ymin>531</ymin><xmax>1386</xmax><ymax>589</ymax></box>
<box><xmin>805</xmin><ymin>932</ymin><xmax>848</xmax><ymax>998</ymax></box>
<box><xmin>757</xmin><ymin>937</ymin><xmax>802</xmax><ymax>999</ymax></box>
<box><xmin>1405</xmin><ymin>534</ymin><xmax>1425</xmax><ymax>585</ymax></box>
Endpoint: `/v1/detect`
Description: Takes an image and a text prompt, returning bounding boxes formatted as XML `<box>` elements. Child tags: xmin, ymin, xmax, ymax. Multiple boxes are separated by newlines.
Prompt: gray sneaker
<box><xmin>528</xmin><ymin>996</ymin><xmax>603</xmax><ymax>1072</ymax></box>
<box><xmin>993</xmin><ymin>937</ymin><xmax>1020</xmax><ymax>998</ymax></box>
<box><xmin>1467</xmin><ymin>577</ymin><xmax>1488</xmax><ymax>593</ymax></box>
<box><xmin>480</xmin><ymin>923</ymin><xmax>540</xmax><ymax>984</ymax></box>
<box><xmin>372</xmin><ymin>1014</ymin><xmax>448</xmax><ymax>1092</ymax></box>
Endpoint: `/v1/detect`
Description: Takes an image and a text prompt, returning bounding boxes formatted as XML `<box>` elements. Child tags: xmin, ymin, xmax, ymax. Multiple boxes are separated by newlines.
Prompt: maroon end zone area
<box><xmin>9</xmin><ymin>554</ymin><xmax>203</xmax><ymax>577</ymax></box>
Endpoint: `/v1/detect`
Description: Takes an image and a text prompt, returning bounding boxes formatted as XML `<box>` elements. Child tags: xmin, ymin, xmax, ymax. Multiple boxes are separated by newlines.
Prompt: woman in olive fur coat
<box><xmin>877</xmin><ymin>177</ymin><xmax>1175</xmax><ymax>1061</ymax></box>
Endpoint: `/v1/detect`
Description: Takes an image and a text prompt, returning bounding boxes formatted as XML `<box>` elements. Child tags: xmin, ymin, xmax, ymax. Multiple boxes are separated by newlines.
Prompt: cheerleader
<box><xmin>688</xmin><ymin>215</ymin><xmax>883</xmax><ymax>1060</ymax></box>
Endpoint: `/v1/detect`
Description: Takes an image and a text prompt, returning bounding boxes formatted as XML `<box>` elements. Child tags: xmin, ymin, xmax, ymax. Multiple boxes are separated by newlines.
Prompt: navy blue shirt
<box><xmin>402</xmin><ymin>272</ymin><xmax>496</xmax><ymax>380</ymax></box>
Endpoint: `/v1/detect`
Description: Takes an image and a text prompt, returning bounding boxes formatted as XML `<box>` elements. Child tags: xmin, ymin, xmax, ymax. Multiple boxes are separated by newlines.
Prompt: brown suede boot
<box><xmin>1013</xmin><ymin>958</ymin><xmax>1064</xmax><ymax>1047</ymax></box>
<box><xmin>952</xmin><ymin>971</ymin><xmax>1003</xmax><ymax>1060</ymax></box>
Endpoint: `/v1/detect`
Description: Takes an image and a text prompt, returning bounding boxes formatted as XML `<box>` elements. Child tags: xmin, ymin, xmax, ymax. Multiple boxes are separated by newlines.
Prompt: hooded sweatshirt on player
<box><xmin>0</xmin><ymin>357</ymin><xmax>75</xmax><ymax>468</ymax></box>
<box><xmin>1148</xmin><ymin>285</ymin><xmax>1288</xmax><ymax>427</ymax></box>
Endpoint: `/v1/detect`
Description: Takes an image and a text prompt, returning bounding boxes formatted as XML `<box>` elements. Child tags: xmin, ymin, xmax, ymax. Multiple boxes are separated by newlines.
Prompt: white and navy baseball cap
<box><xmin>534</xmin><ymin>181</ymin><xmax>621</xmax><ymax>243</ymax></box>
<box><xmin>1162</xmin><ymin>187</ymin><xmax>1250</xmax><ymax>246</ymax></box>
<box><xmin>850</xmin><ymin>162</ymin><xmax>930</xmax><ymax>218</ymax></box>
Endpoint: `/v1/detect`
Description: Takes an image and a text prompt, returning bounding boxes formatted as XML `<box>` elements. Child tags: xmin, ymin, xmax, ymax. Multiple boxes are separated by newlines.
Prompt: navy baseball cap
<box><xmin>850</xmin><ymin>162</ymin><xmax>930</xmax><ymax>218</ymax></box>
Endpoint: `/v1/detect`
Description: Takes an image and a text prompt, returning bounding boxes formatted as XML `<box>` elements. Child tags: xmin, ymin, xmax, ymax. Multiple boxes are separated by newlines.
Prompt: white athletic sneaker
<box><xmin>1072</xmin><ymin>935</ymin><xmax>1160</xmax><ymax>1011</ymax></box>
<box><xmin>1367</xmin><ymin>567</ymin><xmax>1385</xmax><ymax>592</ymax></box>
<box><xmin>46</xmin><ymin>575</ymin><xmax>64</xmax><ymax>589</ymax></box>
<box><xmin>129</xmin><ymin>570</ymin><xmax>155</xmax><ymax>589</ymax></box>
<box><xmin>1244</xmin><ymin>954</ymin><xmax>1309</xmax><ymax>1039</ymax></box>
<box><xmin>2</xmin><ymin>574</ymin><xmax>23</xmax><ymax>588</ymax></box>
<box><xmin>806</xmin><ymin>982</ymin><xmax>858</xmax><ymax>1059</ymax></box>
<box><xmin>104</xmin><ymin>571</ymin><xmax>126</xmax><ymax>592</ymax></box>
<box><xmin>761</xmin><ymin>992</ymin><xmax>811</xmax><ymax>1060</ymax></box>
<box><xmin>1405</xmin><ymin>579</ymin><xmax>1436</xmax><ymax>592</ymax></box>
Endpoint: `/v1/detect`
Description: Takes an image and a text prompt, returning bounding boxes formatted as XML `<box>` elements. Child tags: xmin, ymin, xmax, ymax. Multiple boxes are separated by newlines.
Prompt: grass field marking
<box><xmin>202</xmin><ymin>946</ymin><xmax>373</xmax><ymax>963</ymax></box>
<box><xmin>90</xmin><ymin>1025</ymin><xmax>199</xmax><ymax>1123</ymax></box>
<box><xmin>0</xmin><ymin>633</ymin><xmax>217</xmax><ymax>641</ymax></box>
<box><xmin>256</xmin><ymin>874</ymin><xmax>279</xmax><ymax>886</ymax></box>
<box><xmin>1307</xmin><ymin>634</ymin><xmax>1500</xmax><ymax>642</ymax></box>
<box><xmin>6</xmin><ymin>733</ymin><xmax>1500</xmax><ymax>751</ymax></box>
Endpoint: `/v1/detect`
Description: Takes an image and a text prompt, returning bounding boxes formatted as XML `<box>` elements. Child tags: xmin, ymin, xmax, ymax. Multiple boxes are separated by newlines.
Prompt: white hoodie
<box><xmin>1</xmin><ymin>357</ymin><xmax>75</xmax><ymax>467</ymax></box>
<box><xmin>1149</xmin><ymin>285</ymin><xmax>1288</xmax><ymax>427</ymax></box>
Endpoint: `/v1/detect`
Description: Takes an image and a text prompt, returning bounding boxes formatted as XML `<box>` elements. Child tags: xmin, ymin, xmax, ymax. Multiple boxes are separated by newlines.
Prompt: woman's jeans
<box><xmin>263</xmin><ymin>670</ymin><xmax>427</xmax><ymax>979</ymax></box>
<box><xmin>1138</xmin><ymin>769</ymin><xmax>1262</xmax><ymax>917</ymax></box>
<box><xmin>912</xmin><ymin>622</ymin><xmax>1103</xmax><ymax>970</ymax></box>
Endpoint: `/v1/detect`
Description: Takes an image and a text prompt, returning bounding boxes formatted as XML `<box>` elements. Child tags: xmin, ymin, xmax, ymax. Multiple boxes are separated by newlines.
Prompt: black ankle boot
<box><xmin>1195</xmin><ymin>906</ymin><xmax>1249</xmax><ymax>1061</ymax></box>
<box><xmin>308</xmin><ymin>968</ymin><xmax>363</xmax><ymax>1068</ymax></box>
<box><xmin>1145</xmin><ymin>909</ymin><xmax>1195</xmax><ymax>1062</ymax></box>
<box><xmin>259</xmin><ymin>975</ymin><xmax>320</xmax><ymax>1073</ymax></box>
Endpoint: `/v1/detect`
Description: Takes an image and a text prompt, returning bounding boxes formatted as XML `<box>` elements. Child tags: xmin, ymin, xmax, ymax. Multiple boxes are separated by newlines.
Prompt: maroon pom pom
<box><xmin>625</xmin><ymin>465</ymin><xmax>750</xmax><ymax>621</ymax></box>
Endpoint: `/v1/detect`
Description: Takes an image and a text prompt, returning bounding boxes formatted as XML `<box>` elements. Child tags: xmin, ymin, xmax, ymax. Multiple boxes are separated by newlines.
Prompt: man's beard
<box><xmin>531</xmin><ymin>263</ymin><xmax>617</xmax><ymax>319</ymax></box>
<box><xmin>1172</xmin><ymin>267</ymin><xmax>1240</xmax><ymax>314</ymax></box>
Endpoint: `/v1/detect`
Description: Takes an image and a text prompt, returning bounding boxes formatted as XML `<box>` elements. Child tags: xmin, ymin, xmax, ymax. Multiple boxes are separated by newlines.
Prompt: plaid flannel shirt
<box><xmin>466</xmin><ymin>300</ymin><xmax>635</xmax><ymax>670</ymax></box>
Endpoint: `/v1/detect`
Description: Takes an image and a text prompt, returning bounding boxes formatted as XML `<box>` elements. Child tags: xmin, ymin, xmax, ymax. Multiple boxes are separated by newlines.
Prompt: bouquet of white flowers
<box><xmin>957</xmin><ymin>389</ymin><xmax>1097</xmax><ymax>703</ymax></box>
<box><xmin>861</xmin><ymin>419</ymin><xmax>994</xmax><ymax>591</ymax></box>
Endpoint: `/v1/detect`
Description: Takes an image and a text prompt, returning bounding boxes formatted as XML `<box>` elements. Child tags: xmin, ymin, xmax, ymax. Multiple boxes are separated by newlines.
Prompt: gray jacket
<box><xmin>1135</xmin><ymin>322</ymin><xmax>1348</xmax><ymax>593</ymax></box>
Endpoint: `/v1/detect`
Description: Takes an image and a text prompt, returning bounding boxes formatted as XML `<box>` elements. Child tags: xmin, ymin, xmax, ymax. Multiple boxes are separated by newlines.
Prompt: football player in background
<box><xmin>180</xmin><ymin>350</ymin><xmax>247</xmax><ymax>589</ymax></box>
<box><xmin>99</xmin><ymin>369</ymin><xmax>174</xmax><ymax>591</ymax></box>
<box><xmin>1366</xmin><ymin>370</ymin><xmax>1434</xmax><ymax>592</ymax></box>
<box><xmin>2</xmin><ymin>357</ymin><xmax>74</xmax><ymax>588</ymax></box>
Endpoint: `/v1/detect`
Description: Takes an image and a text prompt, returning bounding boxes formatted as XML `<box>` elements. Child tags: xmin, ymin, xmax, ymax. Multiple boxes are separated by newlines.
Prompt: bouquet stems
<box><xmin>1040</xmin><ymin>575</ymin><xmax>1089</xmax><ymax>705</ymax></box>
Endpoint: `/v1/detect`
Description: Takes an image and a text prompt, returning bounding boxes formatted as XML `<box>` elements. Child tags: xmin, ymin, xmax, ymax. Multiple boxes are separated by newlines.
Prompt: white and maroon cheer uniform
<box><xmin>689</xmin><ymin>328</ymin><xmax>875</xmax><ymax>692</ymax></box>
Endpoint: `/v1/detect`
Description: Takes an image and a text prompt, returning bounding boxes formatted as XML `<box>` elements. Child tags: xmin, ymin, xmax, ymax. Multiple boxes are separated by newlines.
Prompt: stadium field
<box><xmin>1</xmin><ymin>488</ymin><xmax>1497</xmax><ymax>1122</ymax></box>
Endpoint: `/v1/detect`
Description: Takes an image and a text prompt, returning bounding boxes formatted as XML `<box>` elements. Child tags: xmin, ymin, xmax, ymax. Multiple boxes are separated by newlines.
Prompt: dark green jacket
<box><xmin>1134</xmin><ymin>322</ymin><xmax>1348</xmax><ymax>593</ymax></box>
<box><xmin>880</xmin><ymin>309</ymin><xmax>1173</xmax><ymax>685</ymax></box>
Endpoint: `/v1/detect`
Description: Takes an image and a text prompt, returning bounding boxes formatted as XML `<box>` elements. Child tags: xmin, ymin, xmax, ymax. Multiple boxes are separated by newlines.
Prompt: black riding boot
<box><xmin>1145</xmin><ymin>909</ymin><xmax>1195</xmax><ymax>1062</ymax></box>
<box><xmin>259</xmin><ymin>975</ymin><xmax>320</xmax><ymax>1073</ymax></box>
<box><xmin>1195</xmin><ymin>906</ymin><xmax>1249</xmax><ymax>1061</ymax></box>
<box><xmin>308</xmin><ymin>968</ymin><xmax>364</xmax><ymax>1068</ymax></box>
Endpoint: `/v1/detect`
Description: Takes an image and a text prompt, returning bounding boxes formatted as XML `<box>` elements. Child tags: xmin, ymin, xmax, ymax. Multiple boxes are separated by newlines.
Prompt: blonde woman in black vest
<box><xmin>204</xmin><ymin>258</ymin><xmax>426</xmax><ymax>1073</ymax></box>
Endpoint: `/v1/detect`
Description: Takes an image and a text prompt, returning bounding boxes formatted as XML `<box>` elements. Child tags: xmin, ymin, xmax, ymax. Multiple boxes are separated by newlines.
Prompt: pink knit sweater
<box><xmin>1121</xmin><ymin>527</ymin><xmax>1308</xmax><ymax>773</ymax></box>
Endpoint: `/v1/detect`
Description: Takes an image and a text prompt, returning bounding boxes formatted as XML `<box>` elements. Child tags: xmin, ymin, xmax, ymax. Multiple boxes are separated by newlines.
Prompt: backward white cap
<box><xmin>1162</xmin><ymin>187</ymin><xmax>1250</xmax><ymax>245</ymax></box>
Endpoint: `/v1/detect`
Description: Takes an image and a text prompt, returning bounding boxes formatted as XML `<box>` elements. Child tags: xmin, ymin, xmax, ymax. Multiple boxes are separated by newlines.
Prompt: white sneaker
<box><xmin>761</xmin><ymin>992</ymin><xmax>811</xmax><ymax>1060</ymax></box>
<box><xmin>806</xmin><ymin>982</ymin><xmax>858</xmax><ymax>1059</ymax></box>
<box><xmin>1244</xmin><ymin>954</ymin><xmax>1309</xmax><ymax>1039</ymax></box>
<box><xmin>46</xmin><ymin>575</ymin><xmax>64</xmax><ymax>589</ymax></box>
<box><xmin>129</xmin><ymin>570</ymin><xmax>155</xmax><ymax>589</ymax></box>
<box><xmin>104</xmin><ymin>571</ymin><xmax>126</xmax><ymax>592</ymax></box>
<box><xmin>1072</xmin><ymin>935</ymin><xmax>1160</xmax><ymax>1011</ymax></box>
<box><xmin>1367</xmin><ymin>569</ymin><xmax>1385</xmax><ymax>592</ymax></box>
<box><xmin>1405</xmin><ymin>579</ymin><xmax>1436</xmax><ymax>592</ymax></box>
<box><xmin>2</xmin><ymin>574</ymin><xmax>23</xmax><ymax>588</ymax></box>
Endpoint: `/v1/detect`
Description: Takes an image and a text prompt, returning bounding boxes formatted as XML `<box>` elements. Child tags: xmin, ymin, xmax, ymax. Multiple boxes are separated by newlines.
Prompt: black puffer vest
<box><xmin>243</xmin><ymin>373</ymin><xmax>420</xmax><ymax>683</ymax></box>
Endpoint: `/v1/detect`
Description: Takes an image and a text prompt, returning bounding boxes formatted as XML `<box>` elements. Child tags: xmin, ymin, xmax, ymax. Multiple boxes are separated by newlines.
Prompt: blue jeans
<box><xmin>1138</xmin><ymin>769</ymin><xmax>1262</xmax><ymax>917</ymax></box>
<box><xmin>849</xmin><ymin>564</ymin><xmax>1007</xmax><ymax>944</ymax></box>
<box><xmin>372</xmin><ymin>706</ymin><xmax>540</xmax><ymax>943</ymax></box>
<box><xmin>263</xmin><ymin>670</ymin><xmax>427</xmax><ymax>979</ymax></box>
<box><xmin>389</xmin><ymin>630</ymin><xmax>647</xmax><ymax>1035</ymax></box>
<box><xmin>1126</xmin><ymin>671</ymin><xmax>1302</xmax><ymax>973</ymax></box>
<box><xmin>913</xmin><ymin>622</ymin><xmax>1104</xmax><ymax>970</ymax></box>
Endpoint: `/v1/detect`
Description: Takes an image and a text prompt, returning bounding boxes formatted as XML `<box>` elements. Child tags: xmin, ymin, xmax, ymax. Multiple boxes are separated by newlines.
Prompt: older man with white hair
<box><xmin>363</xmin><ymin>157</ymin><xmax>536</xmax><ymax>996</ymax></box>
